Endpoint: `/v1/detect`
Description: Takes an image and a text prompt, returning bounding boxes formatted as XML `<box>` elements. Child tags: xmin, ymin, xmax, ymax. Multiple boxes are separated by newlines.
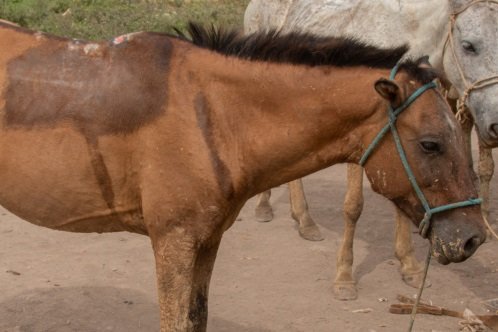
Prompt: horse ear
<box><xmin>374</xmin><ymin>78</ymin><xmax>401</xmax><ymax>106</ymax></box>
<box><xmin>417</xmin><ymin>55</ymin><xmax>432</xmax><ymax>68</ymax></box>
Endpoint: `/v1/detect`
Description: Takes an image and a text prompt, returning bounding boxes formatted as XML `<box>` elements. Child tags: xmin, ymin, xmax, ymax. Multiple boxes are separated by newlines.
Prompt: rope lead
<box><xmin>407</xmin><ymin>245</ymin><xmax>433</xmax><ymax>332</ymax></box>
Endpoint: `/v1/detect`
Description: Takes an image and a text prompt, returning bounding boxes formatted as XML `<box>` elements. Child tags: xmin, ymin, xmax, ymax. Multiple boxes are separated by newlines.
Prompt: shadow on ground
<box><xmin>0</xmin><ymin>286</ymin><xmax>159</xmax><ymax>332</ymax></box>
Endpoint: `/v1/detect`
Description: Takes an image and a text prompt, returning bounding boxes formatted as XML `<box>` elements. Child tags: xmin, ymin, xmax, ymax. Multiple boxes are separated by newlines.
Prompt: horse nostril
<box><xmin>489</xmin><ymin>124</ymin><xmax>498</xmax><ymax>139</ymax></box>
<box><xmin>463</xmin><ymin>235</ymin><xmax>482</xmax><ymax>257</ymax></box>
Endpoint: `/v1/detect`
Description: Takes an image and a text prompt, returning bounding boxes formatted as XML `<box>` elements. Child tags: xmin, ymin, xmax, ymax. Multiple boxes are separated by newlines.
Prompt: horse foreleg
<box><xmin>478</xmin><ymin>139</ymin><xmax>494</xmax><ymax>224</ymax></box>
<box><xmin>393</xmin><ymin>208</ymin><xmax>429</xmax><ymax>288</ymax></box>
<box><xmin>151</xmin><ymin>231</ymin><xmax>221</xmax><ymax>332</ymax></box>
<box><xmin>288</xmin><ymin>179</ymin><xmax>324</xmax><ymax>241</ymax></box>
<box><xmin>255</xmin><ymin>190</ymin><xmax>273</xmax><ymax>222</ymax></box>
<box><xmin>333</xmin><ymin>163</ymin><xmax>363</xmax><ymax>301</ymax></box>
<box><xmin>458</xmin><ymin>106</ymin><xmax>475</xmax><ymax>177</ymax></box>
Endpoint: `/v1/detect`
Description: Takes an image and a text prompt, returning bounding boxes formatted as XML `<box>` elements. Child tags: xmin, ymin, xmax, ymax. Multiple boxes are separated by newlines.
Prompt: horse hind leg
<box><xmin>333</xmin><ymin>163</ymin><xmax>363</xmax><ymax>301</ymax></box>
<box><xmin>288</xmin><ymin>179</ymin><xmax>323</xmax><ymax>241</ymax></box>
<box><xmin>254</xmin><ymin>190</ymin><xmax>273</xmax><ymax>222</ymax></box>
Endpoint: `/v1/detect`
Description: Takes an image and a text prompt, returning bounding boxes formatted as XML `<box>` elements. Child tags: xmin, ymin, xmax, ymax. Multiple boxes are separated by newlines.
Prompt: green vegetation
<box><xmin>0</xmin><ymin>0</ymin><xmax>249</xmax><ymax>40</ymax></box>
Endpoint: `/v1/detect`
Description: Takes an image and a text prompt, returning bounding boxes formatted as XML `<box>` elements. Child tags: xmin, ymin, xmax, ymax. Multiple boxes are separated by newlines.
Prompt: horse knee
<box><xmin>479</xmin><ymin>162</ymin><xmax>494</xmax><ymax>182</ymax></box>
<box><xmin>343</xmin><ymin>194</ymin><xmax>363</xmax><ymax>223</ymax></box>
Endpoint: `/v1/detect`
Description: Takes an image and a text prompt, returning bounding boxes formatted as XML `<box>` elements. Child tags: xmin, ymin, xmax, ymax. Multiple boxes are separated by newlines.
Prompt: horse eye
<box><xmin>462</xmin><ymin>41</ymin><xmax>477</xmax><ymax>54</ymax></box>
<box><xmin>420</xmin><ymin>141</ymin><xmax>441</xmax><ymax>153</ymax></box>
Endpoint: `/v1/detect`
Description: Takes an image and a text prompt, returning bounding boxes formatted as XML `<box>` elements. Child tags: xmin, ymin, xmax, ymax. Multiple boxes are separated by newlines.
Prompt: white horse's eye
<box><xmin>462</xmin><ymin>40</ymin><xmax>477</xmax><ymax>54</ymax></box>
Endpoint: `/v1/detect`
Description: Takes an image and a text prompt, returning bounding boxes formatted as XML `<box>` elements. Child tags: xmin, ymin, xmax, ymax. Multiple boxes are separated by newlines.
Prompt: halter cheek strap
<box><xmin>359</xmin><ymin>64</ymin><xmax>481</xmax><ymax>239</ymax></box>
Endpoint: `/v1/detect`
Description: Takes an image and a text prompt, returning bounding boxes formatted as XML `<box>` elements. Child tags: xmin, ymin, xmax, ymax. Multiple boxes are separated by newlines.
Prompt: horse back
<box><xmin>1</xmin><ymin>23</ymin><xmax>173</xmax><ymax>135</ymax></box>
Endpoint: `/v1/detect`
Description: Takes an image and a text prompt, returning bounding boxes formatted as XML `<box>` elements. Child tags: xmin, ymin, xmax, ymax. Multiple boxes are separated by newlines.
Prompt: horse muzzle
<box><xmin>429</xmin><ymin>214</ymin><xmax>486</xmax><ymax>265</ymax></box>
<box><xmin>474</xmin><ymin>112</ymin><xmax>498</xmax><ymax>148</ymax></box>
<box><xmin>475</xmin><ymin>125</ymin><xmax>498</xmax><ymax>148</ymax></box>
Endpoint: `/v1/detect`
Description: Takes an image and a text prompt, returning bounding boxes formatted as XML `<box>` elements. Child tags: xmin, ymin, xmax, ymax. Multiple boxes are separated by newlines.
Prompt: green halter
<box><xmin>359</xmin><ymin>64</ymin><xmax>481</xmax><ymax>239</ymax></box>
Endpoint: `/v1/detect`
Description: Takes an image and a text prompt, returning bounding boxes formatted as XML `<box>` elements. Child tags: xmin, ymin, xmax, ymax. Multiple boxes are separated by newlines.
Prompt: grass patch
<box><xmin>0</xmin><ymin>0</ymin><xmax>250</xmax><ymax>40</ymax></box>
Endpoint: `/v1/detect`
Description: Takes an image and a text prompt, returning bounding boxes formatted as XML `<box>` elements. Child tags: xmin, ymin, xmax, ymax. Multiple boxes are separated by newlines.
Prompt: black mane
<box><xmin>178</xmin><ymin>23</ymin><xmax>438</xmax><ymax>84</ymax></box>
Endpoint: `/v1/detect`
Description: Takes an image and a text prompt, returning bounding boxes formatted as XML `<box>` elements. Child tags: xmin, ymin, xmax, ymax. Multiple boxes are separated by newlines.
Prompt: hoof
<box><xmin>333</xmin><ymin>282</ymin><xmax>358</xmax><ymax>301</ymax></box>
<box><xmin>402</xmin><ymin>271</ymin><xmax>432</xmax><ymax>289</ymax></box>
<box><xmin>255</xmin><ymin>205</ymin><xmax>273</xmax><ymax>222</ymax></box>
<box><xmin>298</xmin><ymin>224</ymin><xmax>324</xmax><ymax>241</ymax></box>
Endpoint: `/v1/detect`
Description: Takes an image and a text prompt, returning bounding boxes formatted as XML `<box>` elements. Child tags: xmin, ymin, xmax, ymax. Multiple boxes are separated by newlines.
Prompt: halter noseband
<box><xmin>359</xmin><ymin>64</ymin><xmax>482</xmax><ymax>239</ymax></box>
<box><xmin>443</xmin><ymin>0</ymin><xmax>498</xmax><ymax>120</ymax></box>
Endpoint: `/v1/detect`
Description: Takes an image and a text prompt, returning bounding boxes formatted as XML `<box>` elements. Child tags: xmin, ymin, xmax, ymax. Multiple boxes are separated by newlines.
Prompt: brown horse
<box><xmin>0</xmin><ymin>21</ymin><xmax>487</xmax><ymax>331</ymax></box>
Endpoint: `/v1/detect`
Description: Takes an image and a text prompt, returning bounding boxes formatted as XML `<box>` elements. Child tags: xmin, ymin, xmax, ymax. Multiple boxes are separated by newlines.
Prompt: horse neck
<box><xmin>185</xmin><ymin>51</ymin><xmax>388</xmax><ymax>196</ymax></box>
<box><xmin>397</xmin><ymin>0</ymin><xmax>450</xmax><ymax>70</ymax></box>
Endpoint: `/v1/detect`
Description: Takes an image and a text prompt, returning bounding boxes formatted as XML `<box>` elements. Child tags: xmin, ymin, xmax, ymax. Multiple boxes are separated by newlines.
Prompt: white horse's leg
<box><xmin>461</xmin><ymin>117</ymin><xmax>475</xmax><ymax>169</ymax></box>
<box><xmin>393</xmin><ymin>208</ymin><xmax>429</xmax><ymax>288</ymax></box>
<box><xmin>288</xmin><ymin>179</ymin><xmax>324</xmax><ymax>241</ymax></box>
<box><xmin>478</xmin><ymin>139</ymin><xmax>494</xmax><ymax>223</ymax></box>
<box><xmin>457</xmin><ymin>108</ymin><xmax>495</xmax><ymax>236</ymax></box>
<box><xmin>333</xmin><ymin>163</ymin><xmax>363</xmax><ymax>300</ymax></box>
<box><xmin>152</xmin><ymin>231</ymin><xmax>221</xmax><ymax>332</ymax></box>
<box><xmin>255</xmin><ymin>190</ymin><xmax>273</xmax><ymax>222</ymax></box>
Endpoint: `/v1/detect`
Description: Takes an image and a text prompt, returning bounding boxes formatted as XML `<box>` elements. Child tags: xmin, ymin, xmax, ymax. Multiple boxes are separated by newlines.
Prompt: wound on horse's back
<box><xmin>4</xmin><ymin>33</ymin><xmax>172</xmax><ymax>136</ymax></box>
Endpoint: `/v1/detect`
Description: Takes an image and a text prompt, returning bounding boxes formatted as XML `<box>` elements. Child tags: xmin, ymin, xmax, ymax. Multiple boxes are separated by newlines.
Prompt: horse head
<box><xmin>444</xmin><ymin>0</ymin><xmax>498</xmax><ymax>147</ymax></box>
<box><xmin>362</xmin><ymin>59</ymin><xmax>486</xmax><ymax>264</ymax></box>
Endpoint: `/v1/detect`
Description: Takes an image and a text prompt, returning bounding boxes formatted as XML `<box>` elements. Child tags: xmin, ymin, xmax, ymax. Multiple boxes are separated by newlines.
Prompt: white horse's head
<box><xmin>444</xmin><ymin>0</ymin><xmax>498</xmax><ymax>147</ymax></box>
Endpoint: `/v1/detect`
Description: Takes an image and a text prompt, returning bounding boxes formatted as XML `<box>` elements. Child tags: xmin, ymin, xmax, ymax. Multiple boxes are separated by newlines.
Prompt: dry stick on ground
<box><xmin>391</xmin><ymin>294</ymin><xmax>498</xmax><ymax>331</ymax></box>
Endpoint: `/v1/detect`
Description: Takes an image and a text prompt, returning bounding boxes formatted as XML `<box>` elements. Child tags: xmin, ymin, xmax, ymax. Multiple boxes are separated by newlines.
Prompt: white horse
<box><xmin>244</xmin><ymin>0</ymin><xmax>498</xmax><ymax>300</ymax></box>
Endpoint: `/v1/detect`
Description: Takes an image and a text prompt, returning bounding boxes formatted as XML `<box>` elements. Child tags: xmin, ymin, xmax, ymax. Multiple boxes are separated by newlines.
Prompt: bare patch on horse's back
<box><xmin>4</xmin><ymin>31</ymin><xmax>173</xmax><ymax>135</ymax></box>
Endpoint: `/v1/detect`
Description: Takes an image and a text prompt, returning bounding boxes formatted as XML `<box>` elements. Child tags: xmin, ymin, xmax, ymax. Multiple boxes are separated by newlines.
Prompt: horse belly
<box><xmin>0</xmin><ymin>127</ymin><xmax>143</xmax><ymax>233</ymax></box>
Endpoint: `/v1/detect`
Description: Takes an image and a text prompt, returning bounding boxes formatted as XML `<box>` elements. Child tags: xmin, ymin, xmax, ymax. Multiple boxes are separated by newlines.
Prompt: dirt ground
<box><xmin>0</xmin><ymin>149</ymin><xmax>497</xmax><ymax>332</ymax></box>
